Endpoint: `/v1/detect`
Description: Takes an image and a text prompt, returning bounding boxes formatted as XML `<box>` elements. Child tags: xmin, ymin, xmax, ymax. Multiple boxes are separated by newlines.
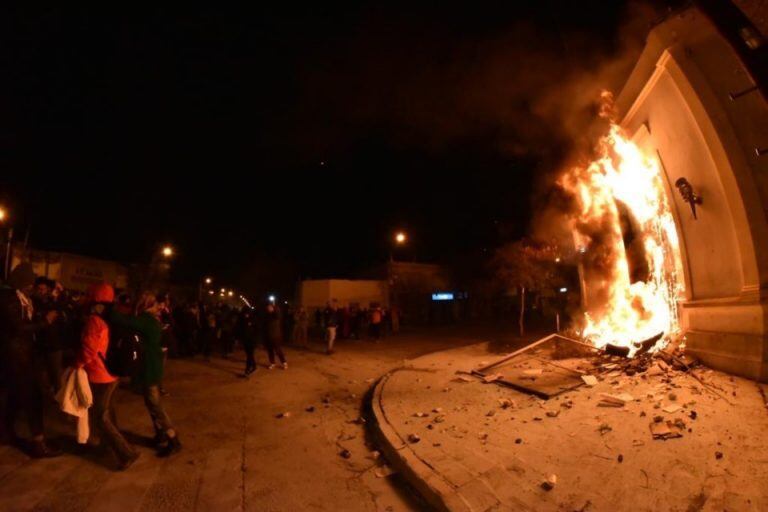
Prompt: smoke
<box><xmin>293</xmin><ymin>2</ymin><xmax>663</xmax><ymax>167</ymax></box>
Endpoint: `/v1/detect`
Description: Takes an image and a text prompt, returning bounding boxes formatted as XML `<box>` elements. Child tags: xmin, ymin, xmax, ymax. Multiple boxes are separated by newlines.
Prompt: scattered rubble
<box><xmin>546</xmin><ymin>410</ymin><xmax>560</xmax><ymax>418</ymax></box>
<box><xmin>662</xmin><ymin>404</ymin><xmax>681</xmax><ymax>414</ymax></box>
<box><xmin>598</xmin><ymin>423</ymin><xmax>612</xmax><ymax>435</ymax></box>
<box><xmin>715</xmin><ymin>451</ymin><xmax>723</xmax><ymax>460</ymax></box>
<box><xmin>453</xmin><ymin>375</ymin><xmax>474</xmax><ymax>383</ymax></box>
<box><xmin>582</xmin><ymin>375</ymin><xmax>598</xmax><ymax>387</ymax></box>
<box><xmin>305</xmin><ymin>406</ymin><xmax>315</xmax><ymax>413</ymax></box>
<box><xmin>339</xmin><ymin>449</ymin><xmax>352</xmax><ymax>459</ymax></box>
<box><xmin>598</xmin><ymin>393</ymin><xmax>634</xmax><ymax>407</ymax></box>
<box><xmin>413</xmin><ymin>412</ymin><xmax>429</xmax><ymax>418</ymax></box>
<box><xmin>498</xmin><ymin>398</ymin><xmax>516</xmax><ymax>409</ymax></box>
<box><xmin>374</xmin><ymin>465</ymin><xmax>395</xmax><ymax>478</ymax></box>
<box><xmin>408</xmin><ymin>434</ymin><xmax>421</xmax><ymax>444</ymax></box>
<box><xmin>541</xmin><ymin>474</ymin><xmax>557</xmax><ymax>491</ymax></box>
<box><xmin>650</xmin><ymin>420</ymin><xmax>684</xmax><ymax>440</ymax></box>
<box><xmin>522</xmin><ymin>369</ymin><xmax>543</xmax><ymax>380</ymax></box>
<box><xmin>483</xmin><ymin>373</ymin><xmax>503</xmax><ymax>383</ymax></box>
<box><xmin>276</xmin><ymin>412</ymin><xmax>291</xmax><ymax>419</ymax></box>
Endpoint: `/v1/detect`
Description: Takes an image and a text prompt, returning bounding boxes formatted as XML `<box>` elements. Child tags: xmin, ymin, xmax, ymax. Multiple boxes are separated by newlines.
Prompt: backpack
<box><xmin>100</xmin><ymin>328</ymin><xmax>143</xmax><ymax>378</ymax></box>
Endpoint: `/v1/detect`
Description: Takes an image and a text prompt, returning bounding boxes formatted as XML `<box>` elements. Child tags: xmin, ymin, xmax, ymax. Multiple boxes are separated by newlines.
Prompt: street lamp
<box><xmin>0</xmin><ymin>207</ymin><xmax>6</xmax><ymax>222</ymax></box>
<box><xmin>220</xmin><ymin>288</ymin><xmax>226</xmax><ymax>294</ymax></box>
<box><xmin>161</xmin><ymin>245</ymin><xmax>174</xmax><ymax>258</ymax></box>
<box><xmin>228</xmin><ymin>290</ymin><xmax>233</xmax><ymax>297</ymax></box>
<box><xmin>395</xmin><ymin>231</ymin><xmax>407</xmax><ymax>244</ymax></box>
<box><xmin>205</xmin><ymin>277</ymin><xmax>212</xmax><ymax>285</ymax></box>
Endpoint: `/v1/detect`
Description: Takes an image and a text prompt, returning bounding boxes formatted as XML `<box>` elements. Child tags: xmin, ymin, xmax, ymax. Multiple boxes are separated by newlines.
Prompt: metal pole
<box><xmin>4</xmin><ymin>227</ymin><xmax>14</xmax><ymax>280</ymax></box>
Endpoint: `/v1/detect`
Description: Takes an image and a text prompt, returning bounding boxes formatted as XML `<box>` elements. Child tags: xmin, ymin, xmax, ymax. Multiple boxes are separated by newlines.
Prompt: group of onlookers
<box><xmin>0</xmin><ymin>262</ymin><xmax>403</xmax><ymax>470</ymax></box>
<box><xmin>318</xmin><ymin>303</ymin><xmax>400</xmax><ymax>354</ymax></box>
<box><xmin>0</xmin><ymin>263</ymin><xmax>180</xmax><ymax>470</ymax></box>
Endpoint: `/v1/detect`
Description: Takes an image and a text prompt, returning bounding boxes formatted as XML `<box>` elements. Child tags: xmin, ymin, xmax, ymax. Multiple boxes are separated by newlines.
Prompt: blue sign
<box><xmin>432</xmin><ymin>293</ymin><xmax>454</xmax><ymax>301</ymax></box>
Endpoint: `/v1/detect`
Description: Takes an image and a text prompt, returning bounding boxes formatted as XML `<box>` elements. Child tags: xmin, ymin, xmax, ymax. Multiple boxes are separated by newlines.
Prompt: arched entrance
<box><xmin>616</xmin><ymin>7</ymin><xmax>768</xmax><ymax>380</ymax></box>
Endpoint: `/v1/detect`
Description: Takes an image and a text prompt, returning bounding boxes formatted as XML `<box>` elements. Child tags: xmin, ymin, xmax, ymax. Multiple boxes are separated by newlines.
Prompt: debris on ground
<box><xmin>498</xmin><ymin>398</ymin><xmax>516</xmax><ymax>409</ymax></box>
<box><xmin>375</xmin><ymin>465</ymin><xmax>395</xmax><ymax>478</ymax></box>
<box><xmin>515</xmin><ymin>438</ymin><xmax>523</xmax><ymax>444</ymax></box>
<box><xmin>305</xmin><ymin>406</ymin><xmax>315</xmax><ymax>413</ymax></box>
<box><xmin>350</xmin><ymin>417</ymin><xmax>366</xmax><ymax>425</ymax></box>
<box><xmin>433</xmin><ymin>415</ymin><xmax>446</xmax><ymax>424</ymax></box>
<box><xmin>561</xmin><ymin>400</ymin><xmax>573</xmax><ymax>409</ymax></box>
<box><xmin>598</xmin><ymin>423</ymin><xmax>612</xmax><ymax>435</ymax></box>
<box><xmin>662</xmin><ymin>404</ymin><xmax>681</xmax><ymax>414</ymax></box>
<box><xmin>582</xmin><ymin>375</ymin><xmax>598</xmax><ymax>387</ymax></box>
<box><xmin>598</xmin><ymin>393</ymin><xmax>634</xmax><ymax>407</ymax></box>
<box><xmin>522</xmin><ymin>369</ymin><xmax>543</xmax><ymax>380</ymax></box>
<box><xmin>486</xmin><ymin>410</ymin><xmax>496</xmax><ymax>417</ymax></box>
<box><xmin>650</xmin><ymin>420</ymin><xmax>684</xmax><ymax>440</ymax></box>
<box><xmin>408</xmin><ymin>434</ymin><xmax>421</xmax><ymax>444</ymax></box>
<box><xmin>414</xmin><ymin>412</ymin><xmax>429</xmax><ymax>418</ymax></box>
<box><xmin>483</xmin><ymin>373</ymin><xmax>503</xmax><ymax>383</ymax></box>
<box><xmin>276</xmin><ymin>412</ymin><xmax>291</xmax><ymax>419</ymax></box>
<box><xmin>541</xmin><ymin>474</ymin><xmax>557</xmax><ymax>491</ymax></box>
<box><xmin>618</xmin><ymin>454</ymin><xmax>624</xmax><ymax>463</ymax></box>
<box><xmin>339</xmin><ymin>449</ymin><xmax>352</xmax><ymax>459</ymax></box>
<box><xmin>546</xmin><ymin>410</ymin><xmax>560</xmax><ymax>418</ymax></box>
<box><xmin>453</xmin><ymin>375</ymin><xmax>474</xmax><ymax>383</ymax></box>
<box><xmin>433</xmin><ymin>407</ymin><xmax>443</xmax><ymax>413</ymax></box>
<box><xmin>715</xmin><ymin>451</ymin><xmax>723</xmax><ymax>460</ymax></box>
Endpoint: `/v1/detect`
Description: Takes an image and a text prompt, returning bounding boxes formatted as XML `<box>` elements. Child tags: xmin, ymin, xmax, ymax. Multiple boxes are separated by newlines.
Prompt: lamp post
<box><xmin>0</xmin><ymin>207</ymin><xmax>11</xmax><ymax>280</ymax></box>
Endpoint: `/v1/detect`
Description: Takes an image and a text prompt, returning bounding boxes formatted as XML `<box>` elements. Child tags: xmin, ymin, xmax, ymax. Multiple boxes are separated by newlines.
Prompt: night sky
<box><xmin>0</xmin><ymin>2</ymin><xmax>680</xmax><ymax>290</ymax></box>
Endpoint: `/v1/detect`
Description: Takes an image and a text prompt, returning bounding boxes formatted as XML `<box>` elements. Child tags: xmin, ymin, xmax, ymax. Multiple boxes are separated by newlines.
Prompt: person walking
<box><xmin>238</xmin><ymin>308</ymin><xmax>260</xmax><ymax>376</ymax></box>
<box><xmin>263</xmin><ymin>303</ymin><xmax>287</xmax><ymax>369</ymax></box>
<box><xmin>110</xmin><ymin>293</ymin><xmax>182</xmax><ymax>457</ymax></box>
<box><xmin>77</xmin><ymin>282</ymin><xmax>138</xmax><ymax>470</ymax></box>
<box><xmin>324</xmin><ymin>303</ymin><xmax>338</xmax><ymax>354</ymax></box>
<box><xmin>0</xmin><ymin>264</ymin><xmax>61</xmax><ymax>457</ymax></box>
<box><xmin>370</xmin><ymin>305</ymin><xmax>383</xmax><ymax>341</ymax></box>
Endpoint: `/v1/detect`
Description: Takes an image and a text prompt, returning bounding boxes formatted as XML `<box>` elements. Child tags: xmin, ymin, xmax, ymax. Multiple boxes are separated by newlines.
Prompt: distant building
<box><xmin>10</xmin><ymin>246</ymin><xmax>130</xmax><ymax>292</ymax></box>
<box><xmin>298</xmin><ymin>279</ymin><xmax>389</xmax><ymax>311</ymax></box>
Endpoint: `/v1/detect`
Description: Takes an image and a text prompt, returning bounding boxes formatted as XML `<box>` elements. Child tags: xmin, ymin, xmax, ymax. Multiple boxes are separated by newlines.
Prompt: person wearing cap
<box><xmin>110</xmin><ymin>293</ymin><xmax>182</xmax><ymax>457</ymax></box>
<box><xmin>0</xmin><ymin>263</ymin><xmax>61</xmax><ymax>457</ymax></box>
<box><xmin>76</xmin><ymin>282</ymin><xmax>138</xmax><ymax>470</ymax></box>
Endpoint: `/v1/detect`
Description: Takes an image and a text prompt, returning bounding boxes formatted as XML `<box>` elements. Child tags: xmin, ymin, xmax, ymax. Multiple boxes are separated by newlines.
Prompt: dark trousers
<box><xmin>91</xmin><ymin>382</ymin><xmax>135</xmax><ymax>463</ymax></box>
<box><xmin>3</xmin><ymin>359</ymin><xmax>44</xmax><ymax>438</ymax></box>
<box><xmin>264</xmin><ymin>339</ymin><xmax>286</xmax><ymax>365</ymax></box>
<box><xmin>243</xmin><ymin>339</ymin><xmax>257</xmax><ymax>374</ymax></box>
<box><xmin>143</xmin><ymin>385</ymin><xmax>176</xmax><ymax>439</ymax></box>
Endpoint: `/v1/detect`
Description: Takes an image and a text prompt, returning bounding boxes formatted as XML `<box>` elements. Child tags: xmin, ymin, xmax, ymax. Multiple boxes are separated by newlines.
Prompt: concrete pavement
<box><xmin>369</xmin><ymin>341</ymin><xmax>768</xmax><ymax>512</ymax></box>
<box><xmin>0</xmin><ymin>330</ymin><xmax>490</xmax><ymax>511</ymax></box>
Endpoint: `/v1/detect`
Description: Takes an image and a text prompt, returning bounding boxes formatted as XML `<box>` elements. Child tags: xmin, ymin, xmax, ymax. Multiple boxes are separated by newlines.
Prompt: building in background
<box><xmin>298</xmin><ymin>279</ymin><xmax>389</xmax><ymax>312</ymax></box>
<box><xmin>10</xmin><ymin>245</ymin><xmax>130</xmax><ymax>292</ymax></box>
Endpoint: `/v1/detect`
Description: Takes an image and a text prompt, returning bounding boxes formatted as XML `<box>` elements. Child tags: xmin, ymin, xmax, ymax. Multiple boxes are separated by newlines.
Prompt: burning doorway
<box><xmin>561</xmin><ymin>5</ymin><xmax>768</xmax><ymax>379</ymax></box>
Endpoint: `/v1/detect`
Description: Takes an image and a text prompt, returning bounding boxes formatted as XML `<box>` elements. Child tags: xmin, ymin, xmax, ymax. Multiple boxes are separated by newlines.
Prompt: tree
<box><xmin>493</xmin><ymin>240</ymin><xmax>561</xmax><ymax>336</ymax></box>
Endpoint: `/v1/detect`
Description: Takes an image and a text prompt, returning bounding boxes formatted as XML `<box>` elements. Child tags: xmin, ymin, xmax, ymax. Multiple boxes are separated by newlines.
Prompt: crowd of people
<box><xmin>0</xmin><ymin>261</ymin><xmax>402</xmax><ymax>471</ymax></box>
<box><xmin>0</xmin><ymin>263</ymin><xmax>181</xmax><ymax>469</ymax></box>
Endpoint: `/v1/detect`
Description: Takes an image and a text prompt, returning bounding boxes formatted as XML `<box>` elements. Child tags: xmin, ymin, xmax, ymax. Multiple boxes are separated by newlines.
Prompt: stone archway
<box><xmin>616</xmin><ymin>7</ymin><xmax>768</xmax><ymax>380</ymax></box>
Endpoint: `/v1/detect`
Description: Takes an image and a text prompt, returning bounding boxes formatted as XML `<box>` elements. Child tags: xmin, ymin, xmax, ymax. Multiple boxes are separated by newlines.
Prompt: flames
<box><xmin>559</xmin><ymin>120</ymin><xmax>684</xmax><ymax>356</ymax></box>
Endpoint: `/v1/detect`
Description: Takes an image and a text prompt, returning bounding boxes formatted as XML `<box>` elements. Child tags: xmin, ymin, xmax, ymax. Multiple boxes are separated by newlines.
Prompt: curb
<box><xmin>368</xmin><ymin>369</ymin><xmax>472</xmax><ymax>512</ymax></box>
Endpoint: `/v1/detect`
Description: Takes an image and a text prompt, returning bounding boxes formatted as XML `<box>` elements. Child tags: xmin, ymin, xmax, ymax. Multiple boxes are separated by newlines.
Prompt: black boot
<box><xmin>29</xmin><ymin>439</ymin><xmax>62</xmax><ymax>458</ymax></box>
<box><xmin>157</xmin><ymin>435</ymin><xmax>181</xmax><ymax>458</ymax></box>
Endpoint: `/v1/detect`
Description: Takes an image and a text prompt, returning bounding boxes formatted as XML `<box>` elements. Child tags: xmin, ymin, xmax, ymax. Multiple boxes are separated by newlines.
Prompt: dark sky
<box><xmin>0</xmin><ymin>2</ymin><xmax>678</xmax><ymax>288</ymax></box>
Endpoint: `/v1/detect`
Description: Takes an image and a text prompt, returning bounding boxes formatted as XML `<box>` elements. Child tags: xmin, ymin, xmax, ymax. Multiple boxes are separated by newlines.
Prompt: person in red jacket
<box><xmin>77</xmin><ymin>282</ymin><xmax>138</xmax><ymax>470</ymax></box>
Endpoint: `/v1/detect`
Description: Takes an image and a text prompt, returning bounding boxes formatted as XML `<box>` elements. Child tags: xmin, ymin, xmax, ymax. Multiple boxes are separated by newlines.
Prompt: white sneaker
<box><xmin>281</xmin><ymin>362</ymin><xmax>288</xmax><ymax>370</ymax></box>
<box><xmin>268</xmin><ymin>364</ymin><xmax>275</xmax><ymax>370</ymax></box>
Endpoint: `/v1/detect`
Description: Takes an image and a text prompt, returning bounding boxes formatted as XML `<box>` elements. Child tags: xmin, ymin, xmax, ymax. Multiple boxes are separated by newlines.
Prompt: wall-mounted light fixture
<box><xmin>675</xmin><ymin>177</ymin><xmax>703</xmax><ymax>220</ymax></box>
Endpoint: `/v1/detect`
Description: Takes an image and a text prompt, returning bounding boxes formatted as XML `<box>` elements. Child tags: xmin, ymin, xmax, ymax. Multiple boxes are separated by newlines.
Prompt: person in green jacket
<box><xmin>110</xmin><ymin>292</ymin><xmax>181</xmax><ymax>457</ymax></box>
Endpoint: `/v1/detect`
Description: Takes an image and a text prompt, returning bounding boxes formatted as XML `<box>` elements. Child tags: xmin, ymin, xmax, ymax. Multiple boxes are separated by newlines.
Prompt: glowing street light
<box><xmin>268</xmin><ymin>295</ymin><xmax>276</xmax><ymax>303</ymax></box>
<box><xmin>208</xmin><ymin>290</ymin><xmax>214</xmax><ymax>295</ymax></box>
<box><xmin>220</xmin><ymin>288</ymin><xmax>226</xmax><ymax>294</ymax></box>
<box><xmin>395</xmin><ymin>231</ymin><xmax>407</xmax><ymax>244</ymax></box>
<box><xmin>161</xmin><ymin>245</ymin><xmax>174</xmax><ymax>258</ymax></box>
<box><xmin>228</xmin><ymin>290</ymin><xmax>233</xmax><ymax>297</ymax></box>
<box><xmin>204</xmin><ymin>277</ymin><xmax>212</xmax><ymax>285</ymax></box>
<box><xmin>0</xmin><ymin>207</ymin><xmax>6</xmax><ymax>222</ymax></box>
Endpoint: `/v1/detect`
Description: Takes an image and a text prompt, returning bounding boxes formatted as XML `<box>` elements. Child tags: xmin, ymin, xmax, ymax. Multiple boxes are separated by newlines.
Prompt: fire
<box><xmin>560</xmin><ymin>121</ymin><xmax>684</xmax><ymax>357</ymax></box>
